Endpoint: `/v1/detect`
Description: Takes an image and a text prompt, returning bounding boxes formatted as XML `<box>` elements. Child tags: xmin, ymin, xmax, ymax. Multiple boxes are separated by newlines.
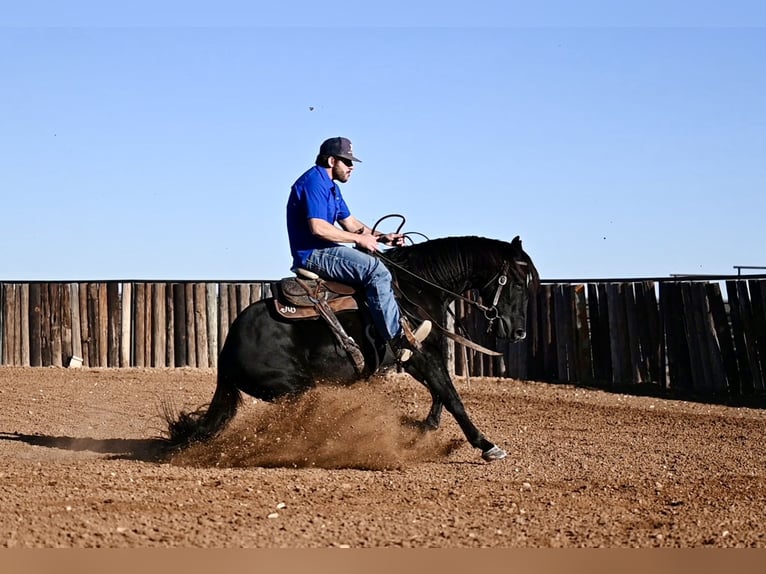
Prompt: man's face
<box><xmin>330</xmin><ymin>156</ymin><xmax>354</xmax><ymax>183</ymax></box>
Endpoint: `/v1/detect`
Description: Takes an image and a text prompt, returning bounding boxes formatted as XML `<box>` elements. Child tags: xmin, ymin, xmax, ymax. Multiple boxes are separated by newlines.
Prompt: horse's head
<box><xmin>478</xmin><ymin>236</ymin><xmax>539</xmax><ymax>342</ymax></box>
<box><xmin>382</xmin><ymin>234</ymin><xmax>539</xmax><ymax>343</ymax></box>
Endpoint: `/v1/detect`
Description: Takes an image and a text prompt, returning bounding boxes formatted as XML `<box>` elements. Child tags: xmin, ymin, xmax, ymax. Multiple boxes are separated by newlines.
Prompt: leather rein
<box><xmin>375</xmin><ymin>251</ymin><xmax>523</xmax><ymax>357</ymax></box>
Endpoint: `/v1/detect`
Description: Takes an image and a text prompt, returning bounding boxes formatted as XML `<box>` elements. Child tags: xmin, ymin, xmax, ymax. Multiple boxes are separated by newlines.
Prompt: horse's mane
<box><xmin>383</xmin><ymin>235</ymin><xmax>539</xmax><ymax>291</ymax></box>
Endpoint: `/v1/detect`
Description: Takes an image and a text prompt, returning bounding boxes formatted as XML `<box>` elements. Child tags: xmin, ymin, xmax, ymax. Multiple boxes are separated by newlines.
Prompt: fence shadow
<box><xmin>569</xmin><ymin>380</ymin><xmax>766</xmax><ymax>410</ymax></box>
<box><xmin>0</xmin><ymin>432</ymin><xmax>169</xmax><ymax>462</ymax></box>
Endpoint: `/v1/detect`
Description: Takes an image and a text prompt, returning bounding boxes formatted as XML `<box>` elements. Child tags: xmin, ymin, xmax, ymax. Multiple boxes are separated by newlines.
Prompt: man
<box><xmin>286</xmin><ymin>136</ymin><xmax>431</xmax><ymax>362</ymax></box>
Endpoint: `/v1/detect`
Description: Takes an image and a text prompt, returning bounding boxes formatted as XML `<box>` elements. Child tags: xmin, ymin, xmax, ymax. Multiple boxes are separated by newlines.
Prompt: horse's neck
<box><xmin>419</xmin><ymin>269</ymin><xmax>487</xmax><ymax>301</ymax></box>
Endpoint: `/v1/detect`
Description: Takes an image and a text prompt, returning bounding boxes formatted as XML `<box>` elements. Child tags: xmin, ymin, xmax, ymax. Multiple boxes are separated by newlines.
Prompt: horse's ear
<box><xmin>511</xmin><ymin>235</ymin><xmax>522</xmax><ymax>248</ymax></box>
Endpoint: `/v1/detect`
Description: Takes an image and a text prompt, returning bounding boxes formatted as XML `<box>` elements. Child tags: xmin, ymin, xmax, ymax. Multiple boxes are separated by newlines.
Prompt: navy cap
<box><xmin>319</xmin><ymin>137</ymin><xmax>362</xmax><ymax>163</ymax></box>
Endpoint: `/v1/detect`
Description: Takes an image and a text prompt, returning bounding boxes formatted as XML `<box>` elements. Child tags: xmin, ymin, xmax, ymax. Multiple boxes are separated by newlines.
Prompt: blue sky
<box><xmin>2</xmin><ymin>2</ymin><xmax>765</xmax><ymax>281</ymax></box>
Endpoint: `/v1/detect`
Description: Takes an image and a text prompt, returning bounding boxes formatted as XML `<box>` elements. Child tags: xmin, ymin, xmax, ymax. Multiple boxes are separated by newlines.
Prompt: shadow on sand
<box><xmin>0</xmin><ymin>432</ymin><xmax>170</xmax><ymax>462</ymax></box>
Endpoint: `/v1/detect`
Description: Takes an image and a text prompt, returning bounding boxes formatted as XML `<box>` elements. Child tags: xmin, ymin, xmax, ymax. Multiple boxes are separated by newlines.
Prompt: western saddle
<box><xmin>272</xmin><ymin>268</ymin><xmax>366</xmax><ymax>375</ymax></box>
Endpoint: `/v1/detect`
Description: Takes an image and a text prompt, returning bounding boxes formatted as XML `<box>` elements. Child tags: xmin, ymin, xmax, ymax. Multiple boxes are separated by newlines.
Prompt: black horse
<box><xmin>166</xmin><ymin>235</ymin><xmax>539</xmax><ymax>462</ymax></box>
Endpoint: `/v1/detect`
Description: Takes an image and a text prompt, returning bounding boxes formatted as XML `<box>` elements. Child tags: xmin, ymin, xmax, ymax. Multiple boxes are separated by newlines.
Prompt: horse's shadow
<box><xmin>0</xmin><ymin>432</ymin><xmax>170</xmax><ymax>462</ymax></box>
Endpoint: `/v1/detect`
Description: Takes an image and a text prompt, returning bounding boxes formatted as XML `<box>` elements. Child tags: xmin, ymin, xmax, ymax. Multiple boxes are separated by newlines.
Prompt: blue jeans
<box><xmin>305</xmin><ymin>246</ymin><xmax>402</xmax><ymax>341</ymax></box>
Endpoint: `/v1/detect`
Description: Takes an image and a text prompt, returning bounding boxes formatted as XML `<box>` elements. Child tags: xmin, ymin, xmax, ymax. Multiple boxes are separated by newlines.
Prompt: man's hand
<box><xmin>377</xmin><ymin>233</ymin><xmax>405</xmax><ymax>247</ymax></box>
<box><xmin>354</xmin><ymin>233</ymin><xmax>381</xmax><ymax>253</ymax></box>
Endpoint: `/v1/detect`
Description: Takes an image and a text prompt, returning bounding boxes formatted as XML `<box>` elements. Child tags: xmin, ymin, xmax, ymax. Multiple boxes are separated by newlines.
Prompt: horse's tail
<box><xmin>164</xmin><ymin>373</ymin><xmax>242</xmax><ymax>448</ymax></box>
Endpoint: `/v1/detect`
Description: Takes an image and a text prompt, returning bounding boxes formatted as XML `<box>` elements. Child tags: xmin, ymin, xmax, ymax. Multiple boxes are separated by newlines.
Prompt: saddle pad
<box><xmin>271</xmin><ymin>296</ymin><xmax>359</xmax><ymax>320</ymax></box>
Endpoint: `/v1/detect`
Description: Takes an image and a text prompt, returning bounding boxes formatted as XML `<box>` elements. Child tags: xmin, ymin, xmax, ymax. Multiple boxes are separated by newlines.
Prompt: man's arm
<box><xmin>339</xmin><ymin>215</ymin><xmax>405</xmax><ymax>247</ymax></box>
<box><xmin>308</xmin><ymin>218</ymin><xmax>379</xmax><ymax>252</ymax></box>
<box><xmin>338</xmin><ymin>215</ymin><xmax>373</xmax><ymax>236</ymax></box>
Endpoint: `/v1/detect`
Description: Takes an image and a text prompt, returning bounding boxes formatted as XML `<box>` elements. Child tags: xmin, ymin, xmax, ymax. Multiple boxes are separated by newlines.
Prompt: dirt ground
<box><xmin>1</xmin><ymin>366</ymin><xmax>765</xmax><ymax>548</ymax></box>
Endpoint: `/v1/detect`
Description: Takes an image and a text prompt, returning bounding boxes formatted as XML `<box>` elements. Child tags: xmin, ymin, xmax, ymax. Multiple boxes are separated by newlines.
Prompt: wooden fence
<box><xmin>455</xmin><ymin>278</ymin><xmax>766</xmax><ymax>398</ymax></box>
<box><xmin>0</xmin><ymin>282</ymin><xmax>271</xmax><ymax>369</ymax></box>
<box><xmin>2</xmin><ymin>278</ymin><xmax>766</xmax><ymax>398</ymax></box>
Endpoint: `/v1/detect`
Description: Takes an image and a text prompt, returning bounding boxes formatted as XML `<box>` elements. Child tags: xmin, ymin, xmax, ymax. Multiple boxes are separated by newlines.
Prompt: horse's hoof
<box><xmin>423</xmin><ymin>418</ymin><xmax>440</xmax><ymax>431</ymax></box>
<box><xmin>481</xmin><ymin>445</ymin><xmax>507</xmax><ymax>462</ymax></box>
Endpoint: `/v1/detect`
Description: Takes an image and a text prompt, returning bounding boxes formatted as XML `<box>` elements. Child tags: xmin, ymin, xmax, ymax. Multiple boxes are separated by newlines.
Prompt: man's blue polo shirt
<box><xmin>286</xmin><ymin>165</ymin><xmax>351</xmax><ymax>269</ymax></box>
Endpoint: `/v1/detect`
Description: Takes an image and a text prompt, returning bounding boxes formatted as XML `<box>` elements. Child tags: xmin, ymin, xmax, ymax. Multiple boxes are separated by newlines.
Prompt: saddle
<box><xmin>272</xmin><ymin>275</ymin><xmax>359</xmax><ymax>320</ymax></box>
<box><xmin>272</xmin><ymin>269</ymin><xmax>366</xmax><ymax>376</ymax></box>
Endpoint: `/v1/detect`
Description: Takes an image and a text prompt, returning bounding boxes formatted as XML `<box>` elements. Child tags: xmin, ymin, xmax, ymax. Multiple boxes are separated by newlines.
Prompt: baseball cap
<box><xmin>319</xmin><ymin>137</ymin><xmax>362</xmax><ymax>163</ymax></box>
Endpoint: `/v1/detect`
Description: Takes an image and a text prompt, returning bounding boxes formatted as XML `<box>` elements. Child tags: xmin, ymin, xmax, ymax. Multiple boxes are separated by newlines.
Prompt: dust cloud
<box><xmin>169</xmin><ymin>383</ymin><xmax>459</xmax><ymax>470</ymax></box>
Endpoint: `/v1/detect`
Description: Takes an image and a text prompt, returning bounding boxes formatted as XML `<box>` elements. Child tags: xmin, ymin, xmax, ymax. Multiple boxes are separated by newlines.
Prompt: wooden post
<box><xmin>563</xmin><ymin>284</ymin><xmax>577</xmax><ymax>381</ymax></box>
<box><xmin>662</xmin><ymin>282</ymin><xmax>692</xmax><ymax>391</ymax></box>
<box><xmin>747</xmin><ymin>280</ymin><xmax>766</xmax><ymax>389</ymax></box>
<box><xmin>206</xmin><ymin>283</ymin><xmax>218</xmax><ymax>369</ymax></box>
<box><xmin>173</xmin><ymin>283</ymin><xmax>187</xmax><ymax>367</ymax></box>
<box><xmin>250</xmin><ymin>283</ymin><xmax>261</xmax><ymax>304</ymax></box>
<box><xmin>696</xmin><ymin>282</ymin><xmax>728</xmax><ymax>393</ymax></box>
<box><xmin>540</xmin><ymin>285</ymin><xmax>555</xmax><ymax>381</ymax></box>
<box><xmin>637</xmin><ymin>282</ymin><xmax>663</xmax><ymax>387</ymax></box>
<box><xmin>586</xmin><ymin>284</ymin><xmax>604</xmax><ymax>383</ymax></box>
<box><xmin>152</xmin><ymin>283</ymin><xmax>166</xmax><ymax>368</ymax></box>
<box><xmin>218</xmin><ymin>283</ymin><xmax>230</xmax><ymax>356</ymax></box>
<box><xmin>107</xmin><ymin>283</ymin><xmax>120</xmax><ymax>367</ymax></box>
<box><xmin>40</xmin><ymin>284</ymin><xmax>51</xmax><ymax>366</ymax></box>
<box><xmin>573</xmin><ymin>284</ymin><xmax>592</xmax><ymax>383</ymax></box>
<box><xmin>85</xmin><ymin>283</ymin><xmax>98</xmax><ymax>366</ymax></box>
<box><xmin>78</xmin><ymin>283</ymin><xmax>89</xmax><ymax>367</ymax></box>
<box><xmin>96</xmin><ymin>283</ymin><xmax>107</xmax><ymax>367</ymax></box>
<box><xmin>553</xmin><ymin>285</ymin><xmax>569</xmax><ymax>381</ymax></box>
<box><xmin>445</xmin><ymin>300</ymin><xmax>455</xmax><ymax>377</ymax></box>
<box><xmin>227</xmin><ymin>284</ymin><xmax>237</xmax><ymax>330</ymax></box>
<box><xmin>237</xmin><ymin>284</ymin><xmax>250</xmax><ymax>314</ymax></box>
<box><xmin>3</xmin><ymin>285</ymin><xmax>17</xmax><ymax>365</ymax></box>
<box><xmin>185</xmin><ymin>283</ymin><xmax>196</xmax><ymax>367</ymax></box>
<box><xmin>606</xmin><ymin>283</ymin><xmax>628</xmax><ymax>385</ymax></box>
<box><xmin>48</xmin><ymin>284</ymin><xmax>62</xmax><ymax>367</ymax></box>
<box><xmin>454</xmin><ymin>299</ymin><xmax>465</xmax><ymax>377</ymax></box>
<box><xmin>29</xmin><ymin>284</ymin><xmax>42</xmax><ymax>367</ymax></box>
<box><xmin>18</xmin><ymin>284</ymin><xmax>30</xmax><ymax>366</ymax></box>
<box><xmin>134</xmin><ymin>283</ymin><xmax>146</xmax><ymax>368</ymax></box>
<box><xmin>60</xmin><ymin>282</ymin><xmax>73</xmax><ymax>365</ymax></box>
<box><xmin>706</xmin><ymin>282</ymin><xmax>739</xmax><ymax>395</ymax></box>
<box><xmin>143</xmin><ymin>283</ymin><xmax>153</xmax><ymax>367</ymax></box>
<box><xmin>70</xmin><ymin>284</ymin><xmax>83</xmax><ymax>363</ymax></box>
<box><xmin>736</xmin><ymin>281</ymin><xmax>763</xmax><ymax>391</ymax></box>
<box><xmin>623</xmin><ymin>283</ymin><xmax>643</xmax><ymax>384</ymax></box>
<box><xmin>120</xmin><ymin>283</ymin><xmax>132</xmax><ymax>367</ymax></box>
<box><xmin>10</xmin><ymin>285</ymin><xmax>19</xmax><ymax>365</ymax></box>
<box><xmin>165</xmin><ymin>283</ymin><xmax>175</xmax><ymax>368</ymax></box>
<box><xmin>194</xmin><ymin>283</ymin><xmax>209</xmax><ymax>368</ymax></box>
<box><xmin>681</xmin><ymin>283</ymin><xmax>709</xmax><ymax>392</ymax></box>
<box><xmin>595</xmin><ymin>283</ymin><xmax>612</xmax><ymax>384</ymax></box>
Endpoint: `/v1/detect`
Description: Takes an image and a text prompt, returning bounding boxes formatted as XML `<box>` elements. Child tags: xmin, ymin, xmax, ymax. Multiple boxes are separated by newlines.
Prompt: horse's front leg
<box><xmin>411</xmin><ymin>379</ymin><xmax>442</xmax><ymax>430</ymax></box>
<box><xmin>425</xmin><ymin>393</ymin><xmax>443</xmax><ymax>430</ymax></box>
<box><xmin>405</xmin><ymin>349</ymin><xmax>507</xmax><ymax>462</ymax></box>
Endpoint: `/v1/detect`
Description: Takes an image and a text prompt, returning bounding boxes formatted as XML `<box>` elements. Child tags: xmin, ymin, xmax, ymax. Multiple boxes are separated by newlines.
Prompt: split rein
<box><xmin>373</xmin><ymin>250</ymin><xmax>514</xmax><ymax>333</ymax></box>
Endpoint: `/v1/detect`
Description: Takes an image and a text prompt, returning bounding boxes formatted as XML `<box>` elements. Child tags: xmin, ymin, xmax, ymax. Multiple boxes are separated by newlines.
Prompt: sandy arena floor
<box><xmin>1</xmin><ymin>366</ymin><xmax>765</xmax><ymax>548</ymax></box>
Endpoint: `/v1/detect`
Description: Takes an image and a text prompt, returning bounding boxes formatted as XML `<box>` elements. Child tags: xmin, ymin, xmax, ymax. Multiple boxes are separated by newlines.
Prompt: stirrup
<box><xmin>400</xmin><ymin>318</ymin><xmax>431</xmax><ymax>351</ymax></box>
<box><xmin>392</xmin><ymin>319</ymin><xmax>432</xmax><ymax>363</ymax></box>
<box><xmin>412</xmin><ymin>320</ymin><xmax>432</xmax><ymax>343</ymax></box>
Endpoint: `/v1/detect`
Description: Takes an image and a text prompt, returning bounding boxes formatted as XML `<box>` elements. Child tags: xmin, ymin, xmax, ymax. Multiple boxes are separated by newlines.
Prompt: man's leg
<box><xmin>305</xmin><ymin>247</ymin><xmax>401</xmax><ymax>340</ymax></box>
